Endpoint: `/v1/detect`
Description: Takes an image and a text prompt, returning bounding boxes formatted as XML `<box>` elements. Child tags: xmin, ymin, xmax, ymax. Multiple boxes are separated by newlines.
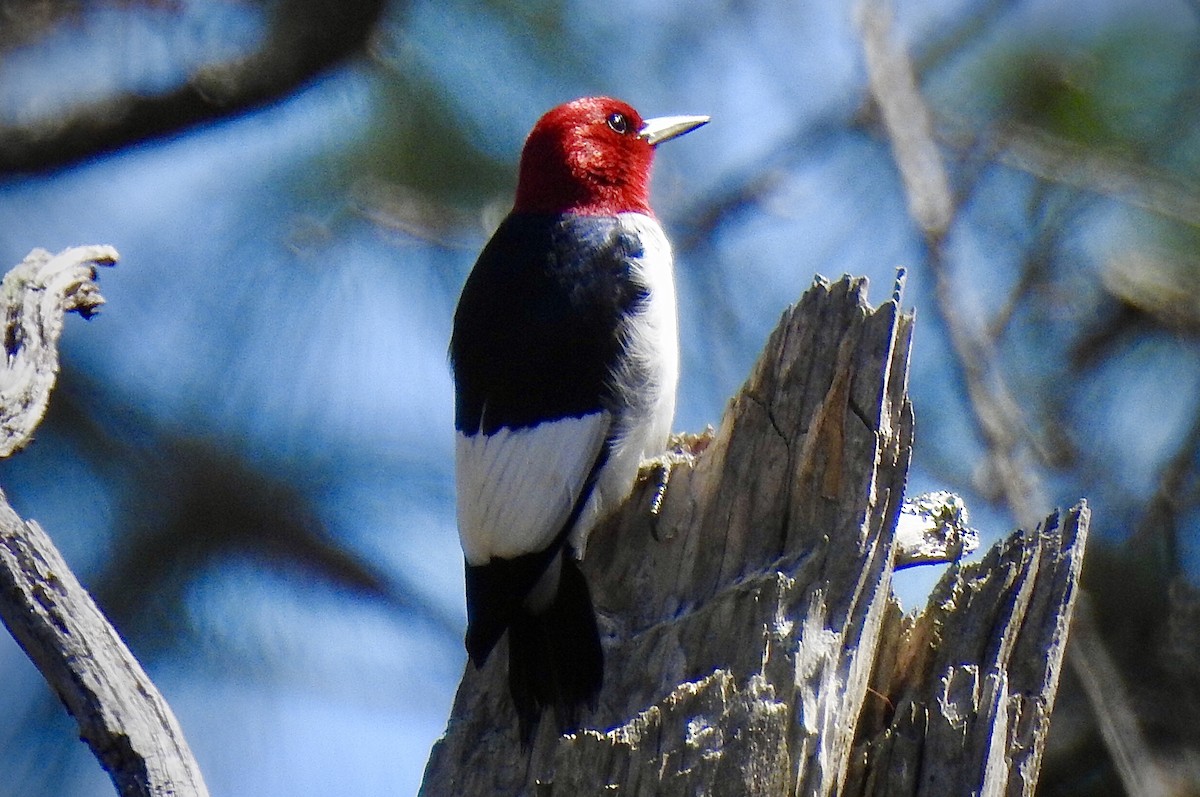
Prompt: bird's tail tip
<box><xmin>507</xmin><ymin>555</ymin><xmax>603</xmax><ymax>745</ymax></box>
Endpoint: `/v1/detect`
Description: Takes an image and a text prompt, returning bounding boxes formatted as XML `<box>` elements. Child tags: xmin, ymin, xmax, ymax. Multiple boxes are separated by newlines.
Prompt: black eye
<box><xmin>607</xmin><ymin>112</ymin><xmax>629</xmax><ymax>135</ymax></box>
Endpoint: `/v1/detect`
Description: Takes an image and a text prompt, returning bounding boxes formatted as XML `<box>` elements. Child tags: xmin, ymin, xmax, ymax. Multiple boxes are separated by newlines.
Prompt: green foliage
<box><xmin>966</xmin><ymin>24</ymin><xmax>1200</xmax><ymax>162</ymax></box>
<box><xmin>351</xmin><ymin>77</ymin><xmax>513</xmax><ymax>207</ymax></box>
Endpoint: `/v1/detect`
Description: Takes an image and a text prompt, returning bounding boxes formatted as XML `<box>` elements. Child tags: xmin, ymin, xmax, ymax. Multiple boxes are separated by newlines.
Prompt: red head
<box><xmin>513</xmin><ymin>97</ymin><xmax>708</xmax><ymax>217</ymax></box>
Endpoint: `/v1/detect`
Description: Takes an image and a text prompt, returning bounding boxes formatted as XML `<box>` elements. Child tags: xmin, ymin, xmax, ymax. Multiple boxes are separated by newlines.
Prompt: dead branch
<box><xmin>0</xmin><ymin>246</ymin><xmax>210</xmax><ymax>797</ymax></box>
<box><xmin>857</xmin><ymin>1</ymin><xmax>1170</xmax><ymax>792</ymax></box>
<box><xmin>0</xmin><ymin>0</ymin><xmax>386</xmax><ymax>175</ymax></box>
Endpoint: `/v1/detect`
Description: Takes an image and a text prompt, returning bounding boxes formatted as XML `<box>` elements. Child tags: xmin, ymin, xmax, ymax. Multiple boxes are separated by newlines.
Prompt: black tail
<box><xmin>506</xmin><ymin>555</ymin><xmax>603</xmax><ymax>745</ymax></box>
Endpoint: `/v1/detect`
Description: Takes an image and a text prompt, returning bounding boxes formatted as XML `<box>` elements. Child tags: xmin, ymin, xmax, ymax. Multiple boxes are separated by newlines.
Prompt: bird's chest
<box><xmin>609</xmin><ymin>213</ymin><xmax>679</xmax><ymax>437</ymax></box>
<box><xmin>570</xmin><ymin>214</ymin><xmax>679</xmax><ymax>550</ymax></box>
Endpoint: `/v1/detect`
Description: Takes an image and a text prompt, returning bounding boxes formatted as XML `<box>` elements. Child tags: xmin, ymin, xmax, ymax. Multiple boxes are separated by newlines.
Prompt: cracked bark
<box><xmin>421</xmin><ymin>275</ymin><xmax>1087</xmax><ymax>796</ymax></box>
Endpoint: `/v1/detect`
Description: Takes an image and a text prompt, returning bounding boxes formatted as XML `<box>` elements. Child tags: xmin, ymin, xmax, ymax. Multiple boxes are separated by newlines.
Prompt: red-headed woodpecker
<box><xmin>450</xmin><ymin>97</ymin><xmax>708</xmax><ymax>741</ymax></box>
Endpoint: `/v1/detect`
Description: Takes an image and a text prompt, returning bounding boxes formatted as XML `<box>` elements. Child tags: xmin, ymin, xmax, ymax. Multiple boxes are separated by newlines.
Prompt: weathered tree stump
<box><xmin>421</xmin><ymin>275</ymin><xmax>1088</xmax><ymax>796</ymax></box>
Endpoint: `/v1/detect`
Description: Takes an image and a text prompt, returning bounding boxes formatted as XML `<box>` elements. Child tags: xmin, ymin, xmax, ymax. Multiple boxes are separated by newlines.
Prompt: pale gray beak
<box><xmin>638</xmin><ymin>114</ymin><xmax>710</xmax><ymax>146</ymax></box>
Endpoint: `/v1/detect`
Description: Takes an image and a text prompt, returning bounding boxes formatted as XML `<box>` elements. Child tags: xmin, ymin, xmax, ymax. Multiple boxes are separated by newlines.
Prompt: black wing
<box><xmin>450</xmin><ymin>213</ymin><xmax>647</xmax><ymax>435</ymax></box>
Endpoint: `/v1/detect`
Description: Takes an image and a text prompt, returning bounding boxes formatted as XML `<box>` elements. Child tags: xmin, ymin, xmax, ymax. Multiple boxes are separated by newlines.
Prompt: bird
<box><xmin>450</xmin><ymin>96</ymin><xmax>708</xmax><ymax>742</ymax></box>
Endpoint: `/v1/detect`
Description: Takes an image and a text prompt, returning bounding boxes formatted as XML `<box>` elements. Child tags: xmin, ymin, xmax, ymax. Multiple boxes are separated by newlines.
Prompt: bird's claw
<box><xmin>638</xmin><ymin>426</ymin><xmax>715</xmax><ymax>537</ymax></box>
<box><xmin>646</xmin><ymin>458</ymin><xmax>673</xmax><ymax>518</ymax></box>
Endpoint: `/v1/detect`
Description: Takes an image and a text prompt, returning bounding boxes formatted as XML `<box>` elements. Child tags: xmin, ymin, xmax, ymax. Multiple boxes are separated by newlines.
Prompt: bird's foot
<box><xmin>638</xmin><ymin>426</ymin><xmax>716</xmax><ymax>521</ymax></box>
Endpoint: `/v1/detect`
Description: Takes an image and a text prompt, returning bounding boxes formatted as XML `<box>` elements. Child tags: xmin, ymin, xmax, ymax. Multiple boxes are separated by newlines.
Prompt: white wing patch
<box><xmin>456</xmin><ymin>412</ymin><xmax>611</xmax><ymax>565</ymax></box>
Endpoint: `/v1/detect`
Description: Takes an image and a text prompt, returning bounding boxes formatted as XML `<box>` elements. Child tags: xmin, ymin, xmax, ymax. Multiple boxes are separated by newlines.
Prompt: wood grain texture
<box><xmin>848</xmin><ymin>504</ymin><xmax>1088</xmax><ymax>797</ymax></box>
<box><xmin>421</xmin><ymin>274</ymin><xmax>1087</xmax><ymax>797</ymax></box>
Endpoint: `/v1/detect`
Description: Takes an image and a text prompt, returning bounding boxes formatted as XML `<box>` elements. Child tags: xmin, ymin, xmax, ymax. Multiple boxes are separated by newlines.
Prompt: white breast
<box><xmin>569</xmin><ymin>212</ymin><xmax>679</xmax><ymax>555</ymax></box>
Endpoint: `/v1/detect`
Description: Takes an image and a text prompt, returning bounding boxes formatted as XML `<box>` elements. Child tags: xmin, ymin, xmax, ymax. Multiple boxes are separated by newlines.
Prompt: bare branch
<box><xmin>858</xmin><ymin>0</ymin><xmax>1046</xmax><ymax>524</ymax></box>
<box><xmin>858</xmin><ymin>3</ymin><xmax>1179</xmax><ymax>793</ymax></box>
<box><xmin>858</xmin><ymin>2</ymin><xmax>955</xmax><ymax>237</ymax></box>
<box><xmin>0</xmin><ymin>246</ymin><xmax>210</xmax><ymax>796</ymax></box>
<box><xmin>0</xmin><ymin>0</ymin><xmax>388</xmax><ymax>175</ymax></box>
<box><xmin>893</xmin><ymin>490</ymin><xmax>980</xmax><ymax>569</ymax></box>
<box><xmin>0</xmin><ymin>508</ymin><xmax>211</xmax><ymax>797</ymax></box>
<box><xmin>1068</xmin><ymin>595</ymin><xmax>1175</xmax><ymax>797</ymax></box>
<box><xmin>941</xmin><ymin>118</ymin><xmax>1200</xmax><ymax>229</ymax></box>
<box><xmin>0</xmin><ymin>245</ymin><xmax>114</xmax><ymax>454</ymax></box>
